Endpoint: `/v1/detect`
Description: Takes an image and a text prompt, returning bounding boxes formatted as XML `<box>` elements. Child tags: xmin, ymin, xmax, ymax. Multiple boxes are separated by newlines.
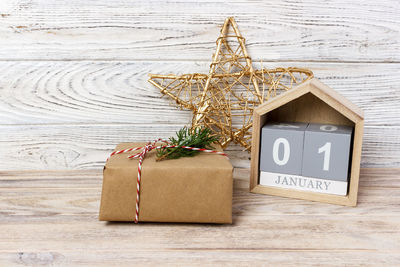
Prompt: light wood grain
<box><xmin>0</xmin><ymin>168</ymin><xmax>399</xmax><ymax>266</ymax></box>
<box><xmin>1</xmin><ymin>250</ymin><xmax>399</xmax><ymax>266</ymax></box>
<box><xmin>0</xmin><ymin>61</ymin><xmax>398</xmax><ymax>169</ymax></box>
<box><xmin>0</xmin><ymin>124</ymin><xmax>398</xmax><ymax>170</ymax></box>
<box><xmin>0</xmin><ymin>61</ymin><xmax>398</xmax><ymax>126</ymax></box>
<box><xmin>0</xmin><ymin>0</ymin><xmax>399</xmax><ymax>62</ymax></box>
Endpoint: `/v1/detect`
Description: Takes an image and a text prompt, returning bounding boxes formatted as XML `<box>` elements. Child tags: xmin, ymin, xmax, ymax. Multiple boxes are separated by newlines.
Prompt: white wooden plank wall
<box><xmin>0</xmin><ymin>0</ymin><xmax>399</xmax><ymax>170</ymax></box>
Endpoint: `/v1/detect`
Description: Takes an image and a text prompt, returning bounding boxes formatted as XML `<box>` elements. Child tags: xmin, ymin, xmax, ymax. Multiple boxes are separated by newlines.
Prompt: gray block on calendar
<box><xmin>301</xmin><ymin>123</ymin><xmax>353</xmax><ymax>182</ymax></box>
<box><xmin>259</xmin><ymin>122</ymin><xmax>308</xmax><ymax>175</ymax></box>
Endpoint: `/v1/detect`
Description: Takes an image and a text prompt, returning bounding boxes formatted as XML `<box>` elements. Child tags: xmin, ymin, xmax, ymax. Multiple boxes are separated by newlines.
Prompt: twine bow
<box><xmin>107</xmin><ymin>139</ymin><xmax>228</xmax><ymax>223</ymax></box>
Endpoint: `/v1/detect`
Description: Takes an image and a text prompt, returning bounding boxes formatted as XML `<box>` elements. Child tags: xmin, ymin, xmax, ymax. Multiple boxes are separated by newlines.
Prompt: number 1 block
<box><xmin>302</xmin><ymin>123</ymin><xmax>353</xmax><ymax>181</ymax></box>
<box><xmin>259</xmin><ymin>122</ymin><xmax>308</xmax><ymax>175</ymax></box>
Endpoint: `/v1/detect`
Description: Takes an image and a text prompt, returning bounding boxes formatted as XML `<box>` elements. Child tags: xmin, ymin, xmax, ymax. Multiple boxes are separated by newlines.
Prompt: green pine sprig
<box><xmin>156</xmin><ymin>127</ymin><xmax>219</xmax><ymax>161</ymax></box>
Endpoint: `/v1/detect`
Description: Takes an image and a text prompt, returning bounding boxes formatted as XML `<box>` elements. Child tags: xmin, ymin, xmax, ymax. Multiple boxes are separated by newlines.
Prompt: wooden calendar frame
<box><xmin>250</xmin><ymin>78</ymin><xmax>364</xmax><ymax>206</ymax></box>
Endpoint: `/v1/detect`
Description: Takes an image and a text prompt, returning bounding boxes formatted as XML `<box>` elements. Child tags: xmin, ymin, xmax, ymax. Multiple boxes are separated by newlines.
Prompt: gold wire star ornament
<box><xmin>148</xmin><ymin>17</ymin><xmax>313</xmax><ymax>151</ymax></box>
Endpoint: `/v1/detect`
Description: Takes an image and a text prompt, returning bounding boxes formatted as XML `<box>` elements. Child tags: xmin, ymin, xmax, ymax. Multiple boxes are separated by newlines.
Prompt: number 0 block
<box><xmin>302</xmin><ymin>123</ymin><xmax>353</xmax><ymax>181</ymax></box>
<box><xmin>259</xmin><ymin>122</ymin><xmax>308</xmax><ymax>175</ymax></box>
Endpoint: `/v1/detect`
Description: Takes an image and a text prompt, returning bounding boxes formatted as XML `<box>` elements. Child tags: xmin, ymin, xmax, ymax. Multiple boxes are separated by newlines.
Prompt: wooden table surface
<box><xmin>1</xmin><ymin>168</ymin><xmax>399</xmax><ymax>266</ymax></box>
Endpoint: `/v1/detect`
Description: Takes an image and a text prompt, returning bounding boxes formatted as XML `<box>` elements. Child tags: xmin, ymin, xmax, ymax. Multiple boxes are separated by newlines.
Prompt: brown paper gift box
<box><xmin>99</xmin><ymin>142</ymin><xmax>233</xmax><ymax>223</ymax></box>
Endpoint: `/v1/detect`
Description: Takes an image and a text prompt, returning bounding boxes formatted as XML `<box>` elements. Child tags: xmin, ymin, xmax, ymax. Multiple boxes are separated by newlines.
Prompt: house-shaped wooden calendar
<box><xmin>250</xmin><ymin>78</ymin><xmax>364</xmax><ymax>206</ymax></box>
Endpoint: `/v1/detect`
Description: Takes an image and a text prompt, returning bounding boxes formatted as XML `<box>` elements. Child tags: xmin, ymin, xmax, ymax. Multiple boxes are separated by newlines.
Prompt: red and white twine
<box><xmin>106</xmin><ymin>139</ymin><xmax>227</xmax><ymax>223</ymax></box>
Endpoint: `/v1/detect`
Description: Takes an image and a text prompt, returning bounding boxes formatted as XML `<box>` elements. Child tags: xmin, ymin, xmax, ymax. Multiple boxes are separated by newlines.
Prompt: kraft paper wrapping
<box><xmin>99</xmin><ymin>143</ymin><xmax>233</xmax><ymax>223</ymax></box>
